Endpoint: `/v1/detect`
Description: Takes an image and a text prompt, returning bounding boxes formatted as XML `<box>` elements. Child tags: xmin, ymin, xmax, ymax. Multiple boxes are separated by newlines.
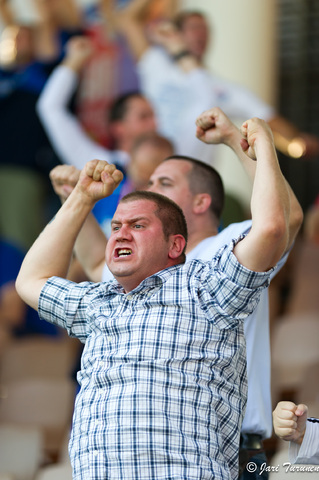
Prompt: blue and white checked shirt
<box><xmin>39</xmin><ymin>240</ymin><xmax>271</xmax><ymax>480</ymax></box>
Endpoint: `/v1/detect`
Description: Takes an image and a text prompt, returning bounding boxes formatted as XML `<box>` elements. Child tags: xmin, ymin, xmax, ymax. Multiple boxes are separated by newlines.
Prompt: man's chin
<box><xmin>109</xmin><ymin>266</ymin><xmax>134</xmax><ymax>280</ymax></box>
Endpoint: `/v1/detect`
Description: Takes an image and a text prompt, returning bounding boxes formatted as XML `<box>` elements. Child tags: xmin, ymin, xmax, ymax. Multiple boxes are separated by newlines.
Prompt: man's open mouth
<box><xmin>117</xmin><ymin>248</ymin><xmax>132</xmax><ymax>257</ymax></box>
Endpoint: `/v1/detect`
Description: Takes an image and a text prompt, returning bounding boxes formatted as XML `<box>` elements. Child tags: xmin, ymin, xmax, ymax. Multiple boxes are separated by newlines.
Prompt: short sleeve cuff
<box><xmin>219</xmin><ymin>237</ymin><xmax>274</xmax><ymax>290</ymax></box>
<box><xmin>38</xmin><ymin>276</ymin><xmax>74</xmax><ymax>329</ymax></box>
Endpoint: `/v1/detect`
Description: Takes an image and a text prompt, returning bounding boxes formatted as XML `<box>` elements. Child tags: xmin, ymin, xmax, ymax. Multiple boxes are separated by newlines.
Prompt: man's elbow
<box><xmin>15</xmin><ymin>275</ymin><xmax>41</xmax><ymax>312</ymax></box>
<box><xmin>265</xmin><ymin>215</ymin><xmax>288</xmax><ymax>240</ymax></box>
<box><xmin>36</xmin><ymin>87</ymin><xmax>57</xmax><ymax>122</ymax></box>
<box><xmin>15</xmin><ymin>274</ymin><xmax>28</xmax><ymax>305</ymax></box>
<box><xmin>262</xmin><ymin>219</ymin><xmax>290</xmax><ymax>266</ymax></box>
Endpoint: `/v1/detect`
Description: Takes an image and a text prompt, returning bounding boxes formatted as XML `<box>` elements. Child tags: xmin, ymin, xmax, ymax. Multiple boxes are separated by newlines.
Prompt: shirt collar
<box><xmin>107</xmin><ymin>263</ymin><xmax>184</xmax><ymax>295</ymax></box>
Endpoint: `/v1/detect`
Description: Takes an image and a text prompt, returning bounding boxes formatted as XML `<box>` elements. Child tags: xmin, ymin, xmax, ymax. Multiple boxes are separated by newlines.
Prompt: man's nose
<box><xmin>115</xmin><ymin>225</ymin><xmax>133</xmax><ymax>241</ymax></box>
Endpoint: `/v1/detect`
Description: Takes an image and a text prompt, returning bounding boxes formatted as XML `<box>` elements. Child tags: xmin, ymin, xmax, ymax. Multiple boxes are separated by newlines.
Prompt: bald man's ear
<box><xmin>193</xmin><ymin>193</ymin><xmax>212</xmax><ymax>214</ymax></box>
<box><xmin>168</xmin><ymin>234</ymin><xmax>186</xmax><ymax>260</ymax></box>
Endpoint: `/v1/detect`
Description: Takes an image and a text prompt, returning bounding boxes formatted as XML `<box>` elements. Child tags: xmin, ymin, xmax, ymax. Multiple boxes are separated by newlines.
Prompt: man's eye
<box><xmin>133</xmin><ymin>224</ymin><xmax>143</xmax><ymax>229</ymax></box>
<box><xmin>161</xmin><ymin>181</ymin><xmax>172</xmax><ymax>187</ymax></box>
<box><xmin>112</xmin><ymin>226</ymin><xmax>120</xmax><ymax>231</ymax></box>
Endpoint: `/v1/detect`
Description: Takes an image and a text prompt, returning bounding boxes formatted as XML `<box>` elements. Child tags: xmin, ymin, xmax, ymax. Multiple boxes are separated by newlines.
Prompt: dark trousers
<box><xmin>239</xmin><ymin>434</ymin><xmax>269</xmax><ymax>480</ymax></box>
<box><xmin>239</xmin><ymin>451</ymin><xmax>269</xmax><ymax>479</ymax></box>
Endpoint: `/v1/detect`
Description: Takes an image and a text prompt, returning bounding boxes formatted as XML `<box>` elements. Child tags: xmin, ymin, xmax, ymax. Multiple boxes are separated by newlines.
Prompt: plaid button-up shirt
<box><xmin>39</xmin><ymin>241</ymin><xmax>271</xmax><ymax>480</ymax></box>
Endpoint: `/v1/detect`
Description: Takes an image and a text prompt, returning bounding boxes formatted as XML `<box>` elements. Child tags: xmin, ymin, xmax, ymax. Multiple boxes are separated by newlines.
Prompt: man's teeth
<box><xmin>118</xmin><ymin>249</ymin><xmax>132</xmax><ymax>257</ymax></box>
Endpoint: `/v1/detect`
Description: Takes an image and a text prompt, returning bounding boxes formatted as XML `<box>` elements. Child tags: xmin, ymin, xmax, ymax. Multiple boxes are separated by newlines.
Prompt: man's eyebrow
<box><xmin>158</xmin><ymin>175</ymin><xmax>173</xmax><ymax>181</ymax></box>
<box><xmin>111</xmin><ymin>216</ymin><xmax>150</xmax><ymax>226</ymax></box>
<box><xmin>128</xmin><ymin>216</ymin><xmax>150</xmax><ymax>224</ymax></box>
<box><xmin>148</xmin><ymin>175</ymin><xmax>173</xmax><ymax>184</ymax></box>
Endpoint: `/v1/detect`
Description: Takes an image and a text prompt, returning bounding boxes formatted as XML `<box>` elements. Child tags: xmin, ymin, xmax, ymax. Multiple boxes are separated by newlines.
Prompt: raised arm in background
<box><xmin>103</xmin><ymin>0</ymin><xmax>319</xmax><ymax>160</ymax></box>
<box><xmin>36</xmin><ymin>36</ymin><xmax>127</xmax><ymax>169</ymax></box>
<box><xmin>103</xmin><ymin>0</ymin><xmax>196</xmax><ymax>72</ymax></box>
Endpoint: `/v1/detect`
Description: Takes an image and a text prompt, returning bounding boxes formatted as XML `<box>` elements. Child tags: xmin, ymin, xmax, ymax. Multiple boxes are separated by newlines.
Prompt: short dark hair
<box><xmin>174</xmin><ymin>10</ymin><xmax>206</xmax><ymax>31</ymax></box>
<box><xmin>164</xmin><ymin>155</ymin><xmax>225</xmax><ymax>222</ymax></box>
<box><xmin>109</xmin><ymin>91</ymin><xmax>144</xmax><ymax>123</ymax></box>
<box><xmin>119</xmin><ymin>190</ymin><xmax>188</xmax><ymax>263</ymax></box>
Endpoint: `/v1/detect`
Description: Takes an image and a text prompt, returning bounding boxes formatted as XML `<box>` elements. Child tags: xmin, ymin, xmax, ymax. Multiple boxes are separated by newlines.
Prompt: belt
<box><xmin>240</xmin><ymin>433</ymin><xmax>264</xmax><ymax>450</ymax></box>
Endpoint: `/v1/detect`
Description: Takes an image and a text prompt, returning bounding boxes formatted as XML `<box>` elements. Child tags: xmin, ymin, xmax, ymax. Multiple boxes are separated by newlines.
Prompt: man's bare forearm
<box><xmin>235</xmin><ymin>125</ymin><xmax>290</xmax><ymax>271</ymax></box>
<box><xmin>16</xmin><ymin>189</ymin><xmax>95</xmax><ymax>310</ymax></box>
<box><xmin>226</xmin><ymin>123</ymin><xmax>303</xmax><ymax>253</ymax></box>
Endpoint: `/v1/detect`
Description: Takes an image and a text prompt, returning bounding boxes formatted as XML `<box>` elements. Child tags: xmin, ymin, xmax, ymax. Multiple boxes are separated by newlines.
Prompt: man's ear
<box><xmin>193</xmin><ymin>193</ymin><xmax>212</xmax><ymax>214</ymax></box>
<box><xmin>168</xmin><ymin>234</ymin><xmax>186</xmax><ymax>259</ymax></box>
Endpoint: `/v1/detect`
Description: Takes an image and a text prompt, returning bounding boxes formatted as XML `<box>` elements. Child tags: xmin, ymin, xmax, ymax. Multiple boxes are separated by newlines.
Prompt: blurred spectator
<box><xmin>74</xmin><ymin>0</ymin><xmax>179</xmax><ymax>148</ymax></box>
<box><xmin>36</xmin><ymin>35</ymin><xmax>156</xmax><ymax>168</ymax></box>
<box><xmin>75</xmin><ymin>0</ymin><xmax>140</xmax><ymax>147</ymax></box>
<box><xmin>120</xmin><ymin>131</ymin><xmax>174</xmax><ymax>194</ymax></box>
<box><xmin>0</xmin><ymin>0</ymin><xmax>83</xmax><ymax>251</ymax></box>
<box><xmin>36</xmin><ymin>35</ymin><xmax>162</xmax><ymax>235</ymax></box>
<box><xmin>108</xmin><ymin>0</ymin><xmax>319</xmax><ymax>166</ymax></box>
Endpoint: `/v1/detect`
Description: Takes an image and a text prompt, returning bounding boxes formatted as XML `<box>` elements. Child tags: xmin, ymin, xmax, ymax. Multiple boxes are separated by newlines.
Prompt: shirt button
<box><xmin>92</xmin><ymin>450</ymin><xmax>105</xmax><ymax>460</ymax></box>
<box><xmin>127</xmin><ymin>295</ymin><xmax>133</xmax><ymax>300</ymax></box>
